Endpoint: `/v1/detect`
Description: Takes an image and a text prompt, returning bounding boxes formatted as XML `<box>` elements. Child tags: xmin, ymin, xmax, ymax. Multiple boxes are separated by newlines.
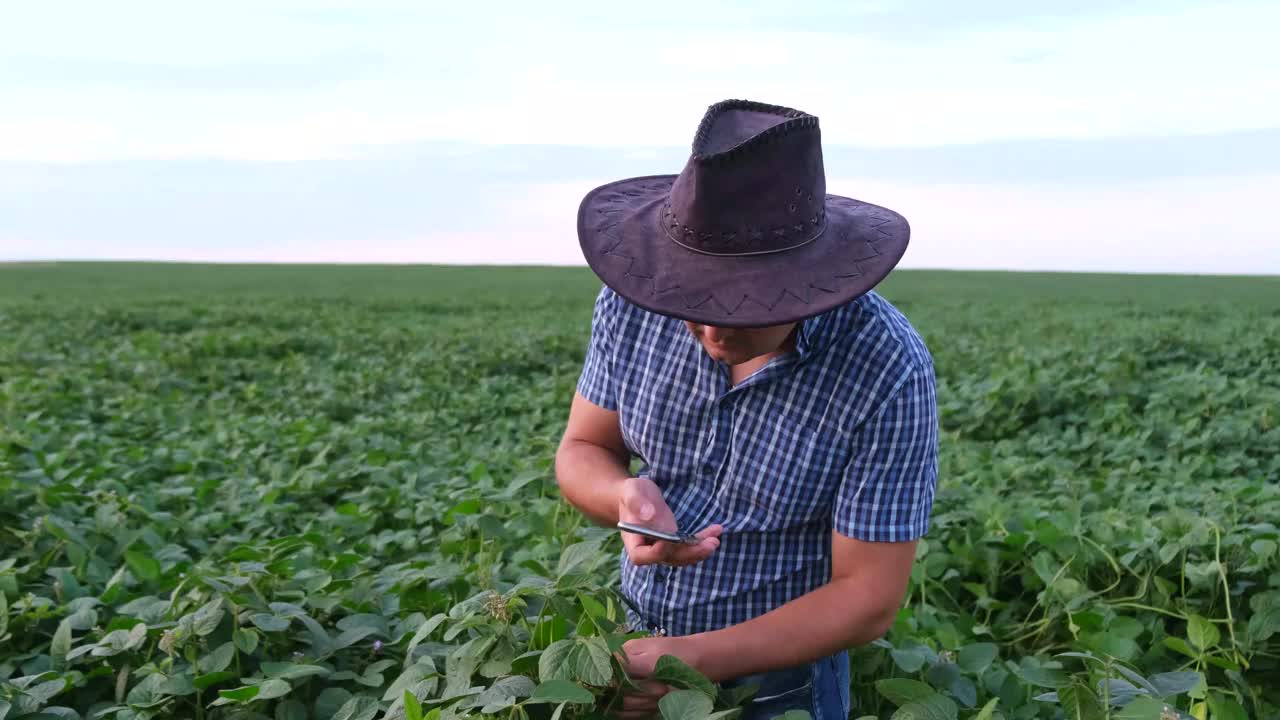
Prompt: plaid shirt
<box><xmin>576</xmin><ymin>286</ymin><xmax>938</xmax><ymax>637</ymax></box>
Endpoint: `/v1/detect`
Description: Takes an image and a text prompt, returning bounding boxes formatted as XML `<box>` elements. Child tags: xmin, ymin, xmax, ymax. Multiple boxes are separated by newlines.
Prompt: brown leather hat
<box><xmin>577</xmin><ymin>99</ymin><xmax>910</xmax><ymax>328</ymax></box>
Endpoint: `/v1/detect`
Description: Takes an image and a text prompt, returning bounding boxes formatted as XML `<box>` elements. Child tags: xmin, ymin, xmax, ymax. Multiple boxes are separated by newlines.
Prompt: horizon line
<box><xmin>2</xmin><ymin>259</ymin><xmax>1278</xmax><ymax>280</ymax></box>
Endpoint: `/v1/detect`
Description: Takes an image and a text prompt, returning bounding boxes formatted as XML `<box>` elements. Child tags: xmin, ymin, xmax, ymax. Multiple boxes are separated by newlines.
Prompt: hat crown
<box><xmin>665</xmin><ymin>100</ymin><xmax>827</xmax><ymax>256</ymax></box>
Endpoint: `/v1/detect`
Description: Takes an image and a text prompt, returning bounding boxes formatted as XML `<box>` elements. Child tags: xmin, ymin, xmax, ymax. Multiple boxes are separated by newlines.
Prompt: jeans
<box><xmin>719</xmin><ymin>651</ymin><xmax>851</xmax><ymax>720</ymax></box>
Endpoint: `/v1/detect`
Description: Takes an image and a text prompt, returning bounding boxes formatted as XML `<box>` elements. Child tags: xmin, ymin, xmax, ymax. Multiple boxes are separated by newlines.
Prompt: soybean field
<box><xmin>1</xmin><ymin>263</ymin><xmax>1277</xmax><ymax>720</ymax></box>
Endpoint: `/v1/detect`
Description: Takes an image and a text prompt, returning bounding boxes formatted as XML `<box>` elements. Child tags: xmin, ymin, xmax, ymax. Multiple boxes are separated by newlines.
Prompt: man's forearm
<box><xmin>687</xmin><ymin>573</ymin><xmax>898</xmax><ymax>682</ymax></box>
<box><xmin>554</xmin><ymin>438</ymin><xmax>630</xmax><ymax>526</ymax></box>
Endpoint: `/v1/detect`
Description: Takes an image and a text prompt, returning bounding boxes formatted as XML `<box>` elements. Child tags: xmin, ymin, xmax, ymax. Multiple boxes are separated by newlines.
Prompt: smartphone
<box><xmin>617</xmin><ymin>521</ymin><xmax>701</xmax><ymax>545</ymax></box>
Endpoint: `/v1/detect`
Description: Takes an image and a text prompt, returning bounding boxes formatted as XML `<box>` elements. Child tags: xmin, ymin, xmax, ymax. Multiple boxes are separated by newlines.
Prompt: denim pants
<box><xmin>719</xmin><ymin>651</ymin><xmax>851</xmax><ymax>720</ymax></box>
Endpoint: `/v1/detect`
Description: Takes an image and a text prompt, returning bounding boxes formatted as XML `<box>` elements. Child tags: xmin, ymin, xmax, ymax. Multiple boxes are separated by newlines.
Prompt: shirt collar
<box><xmin>794</xmin><ymin>307</ymin><xmax>840</xmax><ymax>362</ymax></box>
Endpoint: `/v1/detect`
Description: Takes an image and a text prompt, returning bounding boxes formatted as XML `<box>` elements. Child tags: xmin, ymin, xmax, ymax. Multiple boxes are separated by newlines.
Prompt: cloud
<box><xmin>2</xmin><ymin>1</ymin><xmax>1277</xmax><ymax>163</ymax></box>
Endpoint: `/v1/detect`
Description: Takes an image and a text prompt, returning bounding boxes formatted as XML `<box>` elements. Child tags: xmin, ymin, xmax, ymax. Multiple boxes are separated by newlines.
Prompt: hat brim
<box><xmin>577</xmin><ymin>174</ymin><xmax>910</xmax><ymax>328</ymax></box>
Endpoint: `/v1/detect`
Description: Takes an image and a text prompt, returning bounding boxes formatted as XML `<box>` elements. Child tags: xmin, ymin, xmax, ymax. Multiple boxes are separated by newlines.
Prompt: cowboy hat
<box><xmin>577</xmin><ymin>99</ymin><xmax>910</xmax><ymax>328</ymax></box>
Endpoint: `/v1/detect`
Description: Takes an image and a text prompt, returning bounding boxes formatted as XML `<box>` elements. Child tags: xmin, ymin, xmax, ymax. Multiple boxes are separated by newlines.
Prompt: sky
<box><xmin>1</xmin><ymin>1</ymin><xmax>1278</xmax><ymax>273</ymax></box>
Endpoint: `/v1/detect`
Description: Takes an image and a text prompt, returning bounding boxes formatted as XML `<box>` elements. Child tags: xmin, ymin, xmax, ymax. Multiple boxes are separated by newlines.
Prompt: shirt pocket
<box><xmin>716</xmin><ymin>420</ymin><xmax>848</xmax><ymax>531</ymax></box>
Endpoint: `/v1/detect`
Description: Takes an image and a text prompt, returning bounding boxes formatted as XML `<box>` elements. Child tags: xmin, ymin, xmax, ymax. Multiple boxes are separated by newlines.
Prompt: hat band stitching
<box><xmin>661</xmin><ymin>203</ymin><xmax>827</xmax><ymax>257</ymax></box>
<box><xmin>663</xmin><ymin>216</ymin><xmax>827</xmax><ymax>257</ymax></box>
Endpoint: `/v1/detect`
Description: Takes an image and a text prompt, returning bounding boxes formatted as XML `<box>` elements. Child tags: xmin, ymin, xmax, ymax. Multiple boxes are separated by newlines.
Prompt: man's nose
<box><xmin>703</xmin><ymin>325</ymin><xmax>729</xmax><ymax>343</ymax></box>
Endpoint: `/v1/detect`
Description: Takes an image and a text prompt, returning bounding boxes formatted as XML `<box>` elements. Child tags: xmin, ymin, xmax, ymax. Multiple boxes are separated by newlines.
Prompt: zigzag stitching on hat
<box><xmin>598</xmin><ymin>209</ymin><xmax>892</xmax><ymax>315</ymax></box>
<box><xmin>601</xmin><ymin>225</ymin><xmax>683</xmax><ymax>297</ymax></box>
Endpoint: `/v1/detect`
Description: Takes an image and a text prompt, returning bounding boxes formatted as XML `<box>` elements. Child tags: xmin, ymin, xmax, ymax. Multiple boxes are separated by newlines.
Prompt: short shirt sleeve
<box><xmin>833</xmin><ymin>364</ymin><xmax>939</xmax><ymax>542</ymax></box>
<box><xmin>575</xmin><ymin>287</ymin><xmax>619</xmax><ymax>411</ymax></box>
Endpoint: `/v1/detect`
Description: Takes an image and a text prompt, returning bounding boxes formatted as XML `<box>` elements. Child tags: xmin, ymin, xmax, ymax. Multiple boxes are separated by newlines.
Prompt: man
<box><xmin>555</xmin><ymin>99</ymin><xmax>938</xmax><ymax>719</ymax></box>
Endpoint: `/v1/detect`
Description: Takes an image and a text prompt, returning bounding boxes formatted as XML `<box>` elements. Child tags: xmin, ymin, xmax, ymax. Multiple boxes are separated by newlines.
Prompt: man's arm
<box><xmin>621</xmin><ymin>533</ymin><xmax>915</xmax><ymax>683</ymax></box>
<box><xmin>556</xmin><ymin>392</ymin><xmax>724</xmax><ymax>563</ymax></box>
<box><xmin>686</xmin><ymin>533</ymin><xmax>914</xmax><ymax>680</ymax></box>
<box><xmin>555</xmin><ymin>392</ymin><xmax>631</xmax><ymax>527</ymax></box>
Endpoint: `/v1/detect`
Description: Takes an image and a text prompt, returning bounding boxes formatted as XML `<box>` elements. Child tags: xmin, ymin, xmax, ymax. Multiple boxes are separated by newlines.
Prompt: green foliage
<box><xmin>1</xmin><ymin>264</ymin><xmax>1278</xmax><ymax>719</ymax></box>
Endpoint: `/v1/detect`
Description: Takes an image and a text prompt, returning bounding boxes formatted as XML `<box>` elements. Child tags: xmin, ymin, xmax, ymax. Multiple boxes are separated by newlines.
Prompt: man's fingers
<box><xmin>623</xmin><ymin>692</ymin><xmax>663</xmax><ymax>707</ymax></box>
<box><xmin>609</xmin><ymin>682</ymin><xmax>666</xmax><ymax>719</ymax></box>
<box><xmin>666</xmin><ymin>535</ymin><xmax>720</xmax><ymax>565</ymax></box>
<box><xmin>622</xmin><ymin>518</ymin><xmax>723</xmax><ymax>567</ymax></box>
<box><xmin>626</xmin><ymin>539</ymin><xmax>672</xmax><ymax>566</ymax></box>
<box><xmin>662</xmin><ymin>523</ymin><xmax>722</xmax><ymax>566</ymax></box>
<box><xmin>695</xmin><ymin>524</ymin><xmax>724</xmax><ymax>539</ymax></box>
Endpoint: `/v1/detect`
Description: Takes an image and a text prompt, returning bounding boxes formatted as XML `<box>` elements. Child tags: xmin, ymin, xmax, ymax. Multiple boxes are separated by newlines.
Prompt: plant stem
<box><xmin>1106</xmin><ymin>602</ymin><xmax>1188</xmax><ymax>620</ymax></box>
<box><xmin>1211</xmin><ymin>523</ymin><xmax>1246</xmax><ymax>669</ymax></box>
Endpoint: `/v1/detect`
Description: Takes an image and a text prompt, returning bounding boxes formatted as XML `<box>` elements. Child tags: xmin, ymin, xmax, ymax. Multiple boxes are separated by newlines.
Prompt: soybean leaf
<box><xmin>262</xmin><ymin>663</ymin><xmax>331</xmax><ymax>681</ymax></box>
<box><xmin>557</xmin><ymin>540</ymin><xmax>602</xmax><ymax>578</ymax></box>
<box><xmin>124</xmin><ymin>551</ymin><xmax>161</xmax><ymax>582</ymax></box>
<box><xmin>403</xmin><ymin>690</ymin><xmax>424</xmax><ymax>720</ymax></box>
<box><xmin>877</xmin><ymin>679</ymin><xmax>938</xmax><ymax>707</ymax></box>
<box><xmin>194</xmin><ymin>672</ymin><xmax>236</xmax><ymax>691</ymax></box>
<box><xmin>333</xmin><ymin>626</ymin><xmax>379</xmax><ymax>651</ymax></box>
<box><xmin>405</xmin><ymin>613</ymin><xmax>447</xmax><ymax>660</ymax></box>
<box><xmin>475</xmin><ymin>675</ymin><xmax>535</xmax><ymax>711</ymax></box>
<box><xmin>890</xmin><ymin>694</ymin><xmax>958</xmax><ymax>720</ymax></box>
<box><xmin>1206</xmin><ymin>692</ymin><xmax>1248</xmax><ymax>720</ymax></box>
<box><xmin>50</xmin><ymin>620</ymin><xmax>72</xmax><ymax>668</ymax></box>
<box><xmin>1111</xmin><ymin>665</ymin><xmax>1160</xmax><ymax>697</ymax></box>
<box><xmin>528</xmin><ymin>679</ymin><xmax>595</xmax><ymax>705</ymax></box>
<box><xmin>1059</xmin><ymin>682</ymin><xmax>1105</xmax><ymax>720</ymax></box>
<box><xmin>215</xmin><ymin>686</ymin><xmax>260</xmax><ymax>705</ymax></box>
<box><xmin>1098</xmin><ymin>679</ymin><xmax>1145</xmax><ymax>707</ymax></box>
<box><xmin>1114</xmin><ymin>696</ymin><xmax>1166</xmax><ymax>720</ymax></box>
<box><xmin>1186</xmin><ymin>615</ymin><xmax>1219</xmax><ymax>651</ymax></box>
<box><xmin>200</xmin><ymin>642</ymin><xmax>236</xmax><ymax>674</ymax></box>
<box><xmin>890</xmin><ymin>644</ymin><xmax>936</xmax><ymax>673</ymax></box>
<box><xmin>191</xmin><ymin>598</ymin><xmax>224</xmax><ymax>636</ymax></box>
<box><xmin>234</xmin><ymin>628</ymin><xmax>259</xmax><ymax>654</ymax></box>
<box><xmin>21</xmin><ymin>679</ymin><xmax>68</xmax><ymax>709</ymax></box>
<box><xmin>383</xmin><ymin>661</ymin><xmax>436</xmax><ymax>702</ymax></box>
<box><xmin>315</xmin><ymin>688</ymin><xmax>353</xmax><ymax>718</ymax></box>
<box><xmin>957</xmin><ymin>643</ymin><xmax>998</xmax><ymax>674</ymax></box>
<box><xmin>332</xmin><ymin>694</ymin><xmax>381</xmax><ymax>720</ymax></box>
<box><xmin>658</xmin><ymin>689</ymin><xmax>714</xmax><ymax>720</ymax></box>
<box><xmin>652</xmin><ymin>655</ymin><xmax>717</xmax><ymax>700</ymax></box>
<box><xmin>972</xmin><ymin>698</ymin><xmax>999</xmax><ymax>720</ymax></box>
<box><xmin>1014</xmin><ymin>660</ymin><xmax>1068</xmax><ymax>689</ymax></box>
<box><xmin>539</xmin><ymin>639</ymin><xmax>576</xmax><ymax>682</ymax></box>
<box><xmin>573</xmin><ymin>636</ymin><xmax>614</xmax><ymax>686</ymax></box>
<box><xmin>256</xmin><ymin>678</ymin><xmax>292</xmax><ymax>701</ymax></box>
<box><xmin>251</xmin><ymin>614</ymin><xmax>291</xmax><ymax>633</ymax></box>
<box><xmin>1162</xmin><ymin>638</ymin><xmax>1197</xmax><ymax>659</ymax></box>
<box><xmin>1149</xmin><ymin>671</ymin><xmax>1202</xmax><ymax>697</ymax></box>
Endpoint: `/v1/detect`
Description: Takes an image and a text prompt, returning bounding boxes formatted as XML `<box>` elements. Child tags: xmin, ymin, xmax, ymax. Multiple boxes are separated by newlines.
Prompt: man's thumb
<box><xmin>624</xmin><ymin>488</ymin><xmax>656</xmax><ymax>521</ymax></box>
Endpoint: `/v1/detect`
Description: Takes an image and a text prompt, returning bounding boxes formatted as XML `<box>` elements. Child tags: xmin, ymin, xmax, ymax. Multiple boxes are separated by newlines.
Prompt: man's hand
<box><xmin>619</xmin><ymin>477</ymin><xmax>722</xmax><ymax>567</ymax></box>
<box><xmin>612</xmin><ymin>636</ymin><xmax>701</xmax><ymax>719</ymax></box>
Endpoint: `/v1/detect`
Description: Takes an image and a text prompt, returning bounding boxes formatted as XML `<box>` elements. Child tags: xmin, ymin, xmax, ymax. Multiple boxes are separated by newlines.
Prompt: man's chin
<box><xmin>709</xmin><ymin>349</ymin><xmax>748</xmax><ymax>365</ymax></box>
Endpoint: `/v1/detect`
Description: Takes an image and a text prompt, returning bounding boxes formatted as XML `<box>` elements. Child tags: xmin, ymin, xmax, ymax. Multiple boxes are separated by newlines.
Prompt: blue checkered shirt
<box><xmin>576</xmin><ymin>286</ymin><xmax>939</xmax><ymax>637</ymax></box>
